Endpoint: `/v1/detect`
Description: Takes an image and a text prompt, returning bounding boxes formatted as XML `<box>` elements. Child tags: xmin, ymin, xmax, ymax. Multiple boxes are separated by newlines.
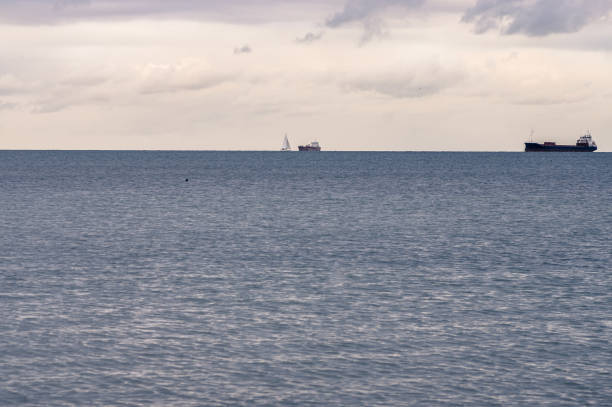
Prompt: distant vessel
<box><xmin>298</xmin><ymin>141</ymin><xmax>321</xmax><ymax>151</ymax></box>
<box><xmin>525</xmin><ymin>131</ymin><xmax>597</xmax><ymax>152</ymax></box>
<box><xmin>281</xmin><ymin>134</ymin><xmax>291</xmax><ymax>151</ymax></box>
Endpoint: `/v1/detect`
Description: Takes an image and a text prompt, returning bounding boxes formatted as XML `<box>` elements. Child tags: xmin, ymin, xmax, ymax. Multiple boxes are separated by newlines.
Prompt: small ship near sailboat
<box><xmin>525</xmin><ymin>131</ymin><xmax>597</xmax><ymax>152</ymax></box>
<box><xmin>298</xmin><ymin>141</ymin><xmax>321</xmax><ymax>151</ymax></box>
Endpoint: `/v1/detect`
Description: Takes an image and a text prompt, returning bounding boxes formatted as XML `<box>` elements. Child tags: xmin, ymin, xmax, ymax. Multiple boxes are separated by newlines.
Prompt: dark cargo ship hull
<box><xmin>298</xmin><ymin>146</ymin><xmax>321</xmax><ymax>151</ymax></box>
<box><xmin>525</xmin><ymin>143</ymin><xmax>597</xmax><ymax>152</ymax></box>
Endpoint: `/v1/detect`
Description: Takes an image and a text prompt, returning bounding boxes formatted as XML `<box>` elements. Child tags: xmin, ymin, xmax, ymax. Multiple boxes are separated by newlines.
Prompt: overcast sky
<box><xmin>1</xmin><ymin>0</ymin><xmax>611</xmax><ymax>150</ymax></box>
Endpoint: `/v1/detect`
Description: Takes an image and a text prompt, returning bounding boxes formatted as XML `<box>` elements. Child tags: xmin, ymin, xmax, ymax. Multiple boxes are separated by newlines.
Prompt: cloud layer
<box><xmin>1</xmin><ymin>0</ymin><xmax>610</xmax><ymax>39</ymax></box>
<box><xmin>0</xmin><ymin>0</ymin><xmax>336</xmax><ymax>24</ymax></box>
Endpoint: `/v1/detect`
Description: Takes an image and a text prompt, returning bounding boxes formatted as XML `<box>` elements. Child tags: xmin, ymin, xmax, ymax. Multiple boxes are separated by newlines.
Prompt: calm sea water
<box><xmin>1</xmin><ymin>151</ymin><xmax>611</xmax><ymax>406</ymax></box>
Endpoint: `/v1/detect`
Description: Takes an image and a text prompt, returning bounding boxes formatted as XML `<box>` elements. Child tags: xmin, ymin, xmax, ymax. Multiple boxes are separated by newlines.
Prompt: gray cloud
<box><xmin>60</xmin><ymin>75</ymin><xmax>109</xmax><ymax>88</ymax></box>
<box><xmin>0</xmin><ymin>74</ymin><xmax>30</xmax><ymax>95</ymax></box>
<box><xmin>233</xmin><ymin>45</ymin><xmax>252</xmax><ymax>55</ymax></box>
<box><xmin>140</xmin><ymin>76</ymin><xmax>230</xmax><ymax>94</ymax></box>
<box><xmin>326</xmin><ymin>0</ymin><xmax>425</xmax><ymax>27</ymax></box>
<box><xmin>31</xmin><ymin>94</ymin><xmax>109</xmax><ymax>114</ymax></box>
<box><xmin>462</xmin><ymin>0</ymin><xmax>612</xmax><ymax>36</ymax></box>
<box><xmin>325</xmin><ymin>0</ymin><xmax>425</xmax><ymax>43</ymax></box>
<box><xmin>344</xmin><ymin>65</ymin><xmax>464</xmax><ymax>98</ymax></box>
<box><xmin>296</xmin><ymin>31</ymin><xmax>324</xmax><ymax>44</ymax></box>
<box><xmin>0</xmin><ymin>0</ymin><xmax>337</xmax><ymax>24</ymax></box>
<box><xmin>134</xmin><ymin>60</ymin><xmax>238</xmax><ymax>97</ymax></box>
<box><xmin>1</xmin><ymin>60</ymin><xmax>235</xmax><ymax>113</ymax></box>
<box><xmin>358</xmin><ymin>18</ymin><xmax>389</xmax><ymax>44</ymax></box>
<box><xmin>0</xmin><ymin>101</ymin><xmax>17</xmax><ymax>110</ymax></box>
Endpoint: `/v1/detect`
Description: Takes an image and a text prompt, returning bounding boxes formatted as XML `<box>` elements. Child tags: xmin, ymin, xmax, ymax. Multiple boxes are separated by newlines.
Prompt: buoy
<box><xmin>185</xmin><ymin>178</ymin><xmax>189</xmax><ymax>182</ymax></box>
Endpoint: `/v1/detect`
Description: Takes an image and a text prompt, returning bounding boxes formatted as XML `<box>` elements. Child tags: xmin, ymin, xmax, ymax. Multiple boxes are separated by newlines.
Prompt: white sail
<box><xmin>281</xmin><ymin>134</ymin><xmax>291</xmax><ymax>151</ymax></box>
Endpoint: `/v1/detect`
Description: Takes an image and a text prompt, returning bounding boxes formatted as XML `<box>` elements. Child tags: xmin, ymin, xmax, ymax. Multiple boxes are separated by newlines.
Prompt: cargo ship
<box><xmin>525</xmin><ymin>132</ymin><xmax>597</xmax><ymax>152</ymax></box>
<box><xmin>298</xmin><ymin>141</ymin><xmax>321</xmax><ymax>151</ymax></box>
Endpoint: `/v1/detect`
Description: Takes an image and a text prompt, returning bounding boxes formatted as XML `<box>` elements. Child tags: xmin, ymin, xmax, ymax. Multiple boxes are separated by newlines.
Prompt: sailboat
<box><xmin>281</xmin><ymin>134</ymin><xmax>292</xmax><ymax>151</ymax></box>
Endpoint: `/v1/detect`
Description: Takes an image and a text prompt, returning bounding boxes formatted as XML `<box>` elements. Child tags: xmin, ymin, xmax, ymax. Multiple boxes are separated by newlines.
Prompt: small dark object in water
<box><xmin>185</xmin><ymin>178</ymin><xmax>189</xmax><ymax>182</ymax></box>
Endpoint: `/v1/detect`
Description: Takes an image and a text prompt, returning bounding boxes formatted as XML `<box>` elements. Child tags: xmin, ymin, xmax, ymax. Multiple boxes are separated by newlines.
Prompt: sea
<box><xmin>1</xmin><ymin>151</ymin><xmax>610</xmax><ymax>406</ymax></box>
